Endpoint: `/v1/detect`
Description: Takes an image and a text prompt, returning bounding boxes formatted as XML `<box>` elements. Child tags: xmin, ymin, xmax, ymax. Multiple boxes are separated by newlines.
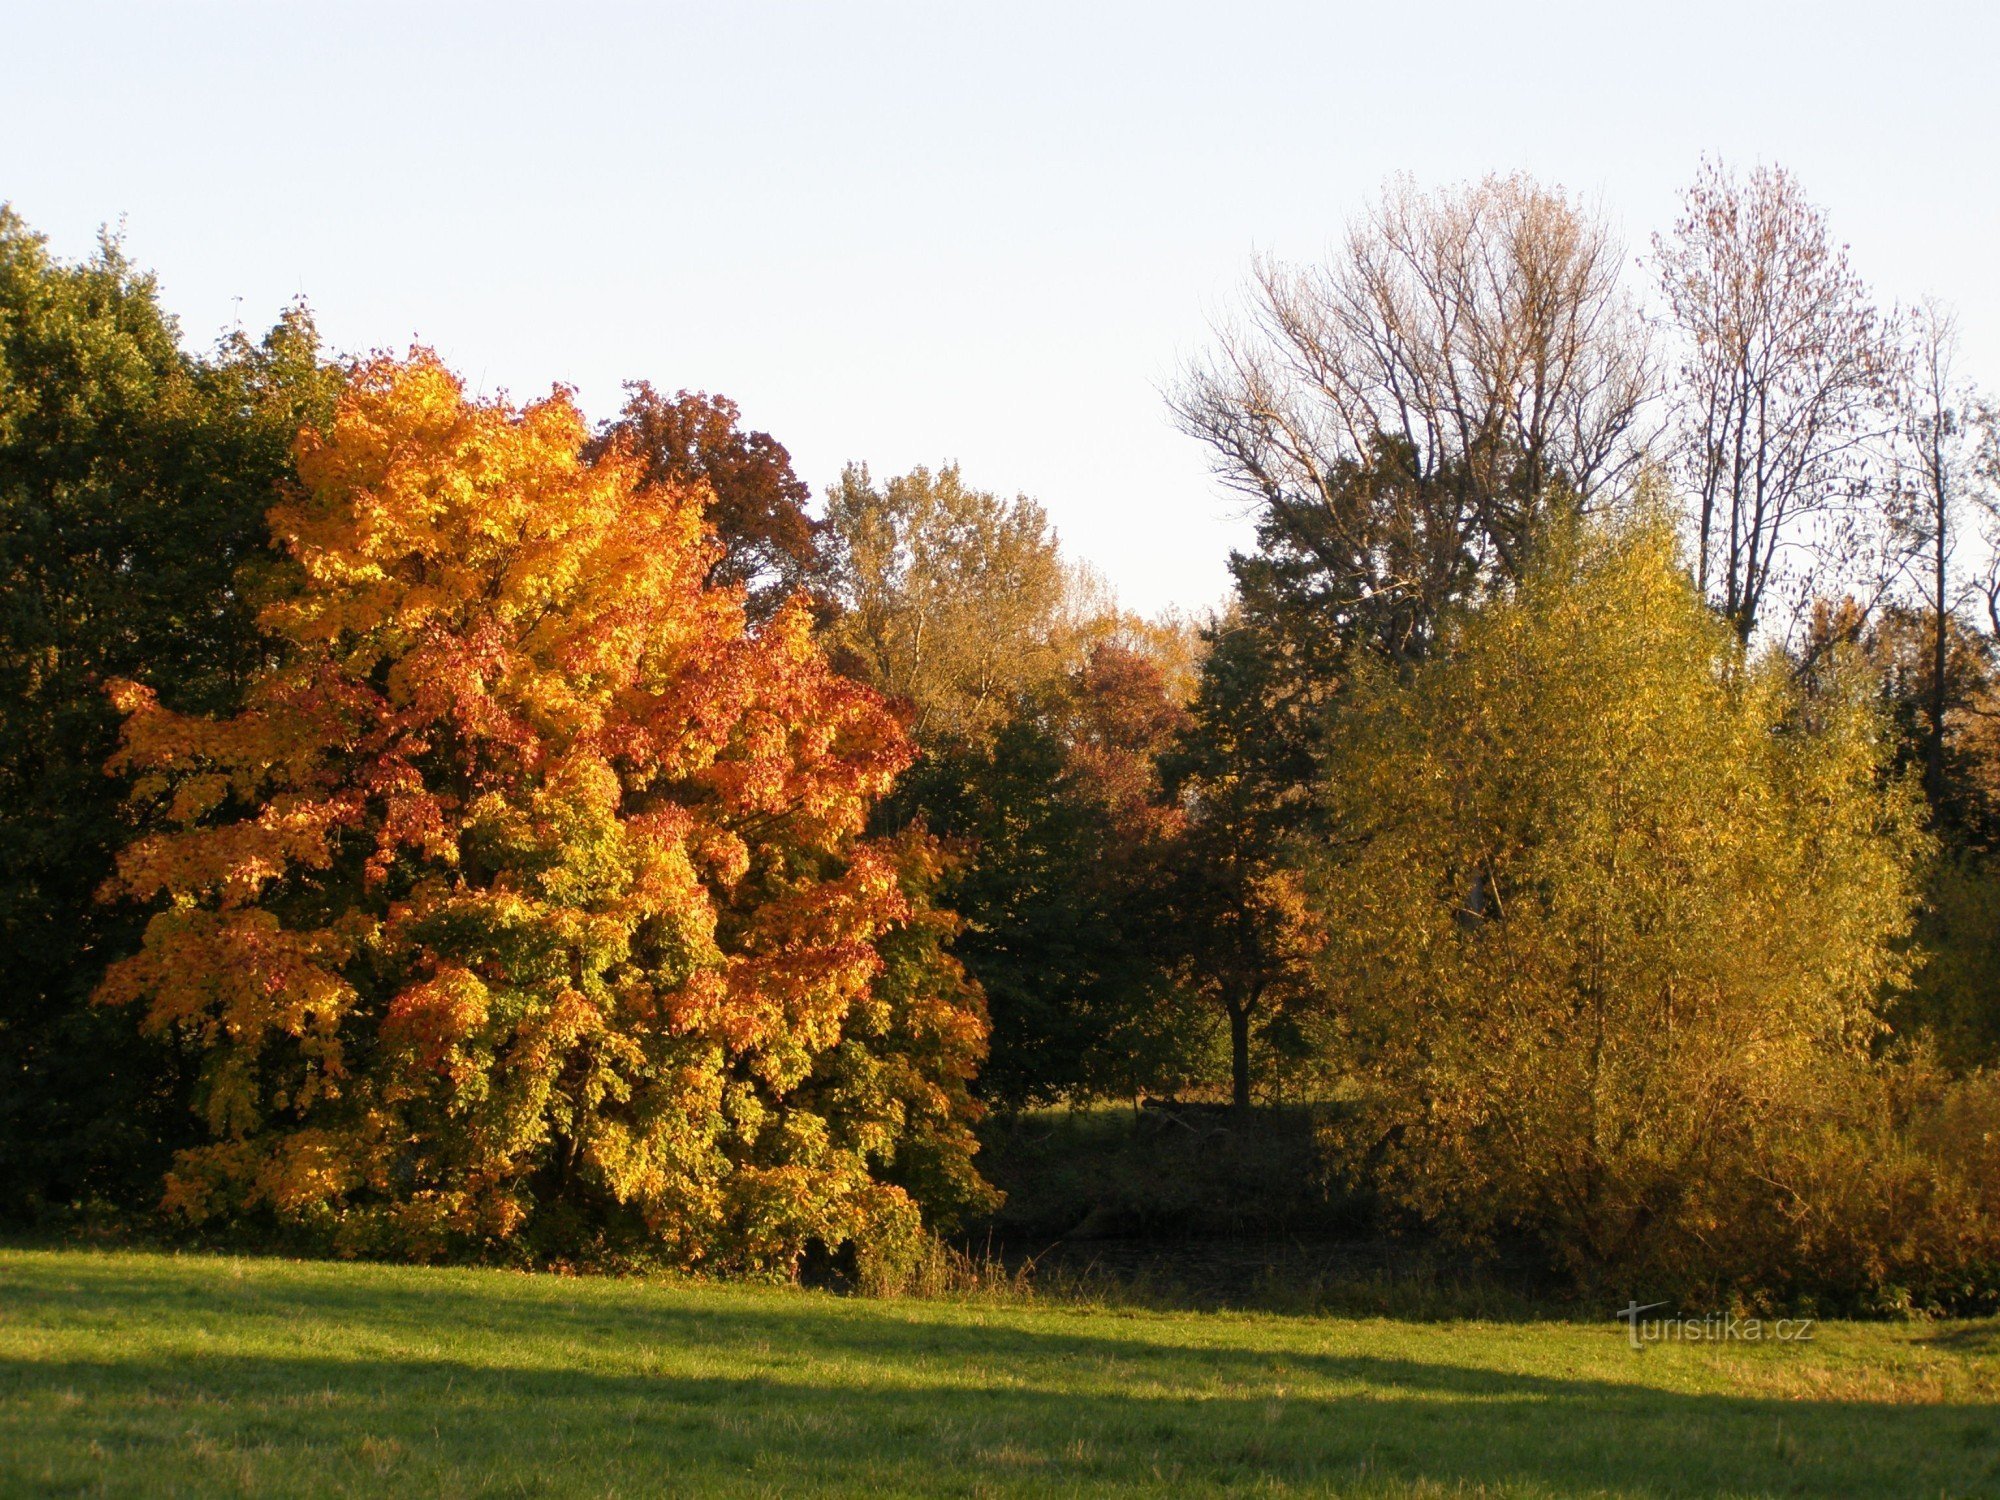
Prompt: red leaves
<box><xmin>95</xmin><ymin>353</ymin><xmax>983</xmax><ymax>1268</ymax></box>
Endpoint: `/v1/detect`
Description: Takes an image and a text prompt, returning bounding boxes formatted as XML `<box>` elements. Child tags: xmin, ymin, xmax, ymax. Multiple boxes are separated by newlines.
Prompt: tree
<box><xmin>1815</xmin><ymin>597</ymin><xmax>1998</xmax><ymax>841</ymax></box>
<box><xmin>1306</xmin><ymin>512</ymin><xmax>1928</xmax><ymax>1290</ymax></box>
<box><xmin>821</xmin><ymin>462</ymin><xmax>1202</xmax><ymax>1108</ymax></box>
<box><xmin>97</xmin><ymin>354</ymin><xmax>989</xmax><ymax>1271</ymax></box>
<box><xmin>1886</xmin><ymin>302</ymin><xmax>1999</xmax><ymax>805</ymax></box>
<box><xmin>1157</xmin><ymin>617</ymin><xmax>1329</xmax><ymax>1110</ymax></box>
<box><xmin>1173</xmin><ymin>173</ymin><xmax>1653</xmax><ymax>666</ymax></box>
<box><xmin>586</xmin><ymin>383</ymin><xmax>821</xmax><ymax>620</ymax></box>
<box><xmin>819</xmin><ymin>462</ymin><xmax>1094</xmax><ymax>744</ymax></box>
<box><xmin>1053</xmin><ymin>640</ymin><xmax>1195</xmax><ymax>840</ymax></box>
<box><xmin>1163</xmin><ymin>180</ymin><xmax>1657</xmax><ymax>1093</ymax></box>
<box><xmin>1654</xmin><ymin>160</ymin><xmax>1899</xmax><ymax>643</ymax></box>
<box><xmin>0</xmin><ymin>205</ymin><xmax>340</xmax><ymax>1220</ymax></box>
<box><xmin>880</xmin><ymin>642</ymin><xmax>1196</xmax><ymax>1106</ymax></box>
<box><xmin>1819</xmin><ymin>600</ymin><xmax>2000</xmax><ymax>1077</ymax></box>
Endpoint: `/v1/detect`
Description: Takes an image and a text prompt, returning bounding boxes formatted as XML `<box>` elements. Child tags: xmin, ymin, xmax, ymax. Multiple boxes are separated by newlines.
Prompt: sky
<box><xmin>7</xmin><ymin>1</ymin><xmax>1997</xmax><ymax>615</ymax></box>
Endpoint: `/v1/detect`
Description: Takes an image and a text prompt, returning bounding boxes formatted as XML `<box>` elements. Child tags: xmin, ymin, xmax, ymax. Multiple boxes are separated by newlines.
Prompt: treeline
<box><xmin>4</xmin><ymin>162</ymin><xmax>2000</xmax><ymax>1307</ymax></box>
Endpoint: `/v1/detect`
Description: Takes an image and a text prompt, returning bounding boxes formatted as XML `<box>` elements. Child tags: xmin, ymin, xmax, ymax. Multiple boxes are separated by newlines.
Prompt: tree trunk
<box><xmin>1228</xmin><ymin>1000</ymin><xmax>1252</xmax><ymax>1112</ymax></box>
<box><xmin>1929</xmin><ymin>483</ymin><xmax>1949</xmax><ymax>806</ymax></box>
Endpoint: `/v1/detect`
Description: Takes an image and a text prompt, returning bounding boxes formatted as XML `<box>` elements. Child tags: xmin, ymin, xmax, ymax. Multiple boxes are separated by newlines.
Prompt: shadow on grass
<box><xmin>1924</xmin><ymin>1321</ymin><xmax>2000</xmax><ymax>1356</ymax></box>
<box><xmin>5</xmin><ymin>1256</ymin><xmax>2000</xmax><ymax>1497</ymax></box>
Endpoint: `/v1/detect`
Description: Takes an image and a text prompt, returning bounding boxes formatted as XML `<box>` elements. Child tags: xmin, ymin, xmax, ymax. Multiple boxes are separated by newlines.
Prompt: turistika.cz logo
<box><xmin>1615</xmin><ymin>1301</ymin><xmax>1816</xmax><ymax>1351</ymax></box>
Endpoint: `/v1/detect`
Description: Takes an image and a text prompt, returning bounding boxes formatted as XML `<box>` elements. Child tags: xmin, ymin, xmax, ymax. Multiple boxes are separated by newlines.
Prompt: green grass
<box><xmin>3</xmin><ymin>1248</ymin><xmax>1997</xmax><ymax>1497</ymax></box>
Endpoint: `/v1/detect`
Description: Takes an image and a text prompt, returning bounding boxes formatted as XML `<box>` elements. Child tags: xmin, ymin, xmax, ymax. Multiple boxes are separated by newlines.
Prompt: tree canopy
<box><xmin>1307</xmin><ymin>512</ymin><xmax>1932</xmax><ymax>1294</ymax></box>
<box><xmin>819</xmin><ymin>463</ymin><xmax>1096</xmax><ymax>745</ymax></box>
<box><xmin>96</xmin><ymin>354</ymin><xmax>988</xmax><ymax>1270</ymax></box>
<box><xmin>4</xmin><ymin>172</ymin><xmax>1999</xmax><ymax>1308</ymax></box>
<box><xmin>586</xmin><ymin>383</ymin><xmax>822</xmax><ymax>620</ymax></box>
<box><xmin>0</xmin><ymin>206</ymin><xmax>340</xmax><ymax>1217</ymax></box>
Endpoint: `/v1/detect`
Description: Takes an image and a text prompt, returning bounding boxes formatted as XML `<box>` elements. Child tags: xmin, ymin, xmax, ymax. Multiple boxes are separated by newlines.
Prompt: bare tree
<box><xmin>1653</xmin><ymin>160</ymin><xmax>1899</xmax><ymax>644</ymax></box>
<box><xmin>1887</xmin><ymin>301</ymin><xmax>1998</xmax><ymax>798</ymax></box>
<box><xmin>1172</xmin><ymin>173</ymin><xmax>1655</xmax><ymax>662</ymax></box>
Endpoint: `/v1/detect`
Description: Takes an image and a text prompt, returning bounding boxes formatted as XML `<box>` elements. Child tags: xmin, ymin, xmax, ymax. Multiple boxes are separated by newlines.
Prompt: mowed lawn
<box><xmin>3</xmin><ymin>1248</ymin><xmax>1998</xmax><ymax>1497</ymax></box>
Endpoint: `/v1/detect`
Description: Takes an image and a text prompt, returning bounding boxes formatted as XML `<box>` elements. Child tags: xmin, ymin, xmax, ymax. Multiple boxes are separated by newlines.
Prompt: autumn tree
<box><xmin>1800</xmin><ymin>472</ymin><xmax>2000</xmax><ymax>1080</ymax></box>
<box><xmin>1305</xmin><ymin>512</ymin><xmax>1929</xmax><ymax>1293</ymax></box>
<box><xmin>879</xmin><ymin>640</ymin><xmax>1197</xmax><ymax>1106</ymax></box>
<box><xmin>1812</xmin><ymin>316</ymin><xmax>2000</xmax><ymax>1077</ymax></box>
<box><xmin>816</xmin><ymin>461</ymin><xmax>1215</xmax><ymax>1108</ymax></box>
<box><xmin>1813</xmin><ymin>598</ymin><xmax>2000</xmax><ymax>844</ymax></box>
<box><xmin>97</xmin><ymin>354</ymin><xmax>989</xmax><ymax>1271</ymax></box>
<box><xmin>1831</xmin><ymin>595</ymin><xmax>2000</xmax><ymax>1075</ymax></box>
<box><xmin>1053</xmin><ymin>638</ymin><xmax>1197</xmax><ymax>837</ymax></box>
<box><xmin>586</xmin><ymin>383</ymin><xmax>821</xmax><ymax>620</ymax></box>
<box><xmin>1156</xmin><ymin>616</ymin><xmax>1330</xmax><ymax>1110</ymax></box>
<box><xmin>1653</xmin><ymin>160</ymin><xmax>1900</xmax><ymax>643</ymax></box>
<box><xmin>819</xmin><ymin>462</ymin><xmax>1098</xmax><ymax>744</ymax></box>
<box><xmin>0</xmin><ymin>206</ymin><xmax>341</xmax><ymax>1220</ymax></box>
<box><xmin>1162</xmin><ymin>180</ymin><xmax>1656</xmax><ymax>1101</ymax></box>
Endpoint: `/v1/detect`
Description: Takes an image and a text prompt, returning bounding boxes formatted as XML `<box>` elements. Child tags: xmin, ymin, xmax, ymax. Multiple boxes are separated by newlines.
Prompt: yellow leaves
<box><xmin>256</xmin><ymin>1131</ymin><xmax>363</xmax><ymax>1216</ymax></box>
<box><xmin>1310</xmin><ymin>512</ymin><xmax>1929</xmax><ymax>1284</ymax></box>
<box><xmin>95</xmin><ymin>351</ymin><xmax>976</xmax><ymax>1270</ymax></box>
<box><xmin>166</xmin><ymin>773</ymin><xmax>230</xmax><ymax>823</ymax></box>
<box><xmin>382</xmin><ymin>966</ymin><xmax>491</xmax><ymax>1074</ymax></box>
<box><xmin>104</xmin><ymin>676</ymin><xmax>156</xmax><ymax>720</ymax></box>
<box><xmin>689</xmin><ymin>825</ymin><xmax>750</xmax><ymax>887</ymax></box>
<box><xmin>277</xmin><ymin>354</ymin><xmax>608</xmax><ymax>651</ymax></box>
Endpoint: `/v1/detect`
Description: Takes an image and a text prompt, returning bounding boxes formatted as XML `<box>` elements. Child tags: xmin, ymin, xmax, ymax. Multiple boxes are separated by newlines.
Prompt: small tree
<box><xmin>1307</xmin><ymin>512</ymin><xmax>1928</xmax><ymax>1290</ymax></box>
<box><xmin>1886</xmin><ymin>302</ymin><xmax>1999</xmax><ymax>807</ymax></box>
<box><xmin>1159</xmin><ymin>617</ymin><xmax>1329</xmax><ymax>1110</ymax></box>
<box><xmin>98</xmin><ymin>354</ymin><xmax>989</xmax><ymax>1270</ymax></box>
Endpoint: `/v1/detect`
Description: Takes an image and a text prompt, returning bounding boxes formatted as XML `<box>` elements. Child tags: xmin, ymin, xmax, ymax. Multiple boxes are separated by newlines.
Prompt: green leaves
<box><xmin>0</xmin><ymin>206</ymin><xmax>338</xmax><ymax>1222</ymax></box>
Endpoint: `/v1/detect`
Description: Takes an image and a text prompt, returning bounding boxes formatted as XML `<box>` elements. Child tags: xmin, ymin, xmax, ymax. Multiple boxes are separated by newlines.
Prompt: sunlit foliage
<box><xmin>1308</xmin><ymin>512</ymin><xmax>1936</xmax><ymax>1295</ymax></box>
<box><xmin>97</xmin><ymin>354</ymin><xmax>988</xmax><ymax>1270</ymax></box>
<box><xmin>820</xmin><ymin>463</ymin><xmax>1098</xmax><ymax>745</ymax></box>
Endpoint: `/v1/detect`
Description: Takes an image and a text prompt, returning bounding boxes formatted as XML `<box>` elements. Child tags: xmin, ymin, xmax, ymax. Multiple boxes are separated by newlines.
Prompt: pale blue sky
<box><xmin>8</xmin><ymin>1</ymin><xmax>1996</xmax><ymax>613</ymax></box>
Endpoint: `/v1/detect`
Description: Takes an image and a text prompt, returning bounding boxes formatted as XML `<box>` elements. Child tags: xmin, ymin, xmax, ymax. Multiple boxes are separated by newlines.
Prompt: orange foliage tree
<box><xmin>97</xmin><ymin>353</ymin><xmax>991</xmax><ymax>1270</ymax></box>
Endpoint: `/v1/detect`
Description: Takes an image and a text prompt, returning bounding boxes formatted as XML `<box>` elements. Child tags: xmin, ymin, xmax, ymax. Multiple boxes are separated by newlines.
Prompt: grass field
<box><xmin>3</xmin><ymin>1248</ymin><xmax>1998</xmax><ymax>1497</ymax></box>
